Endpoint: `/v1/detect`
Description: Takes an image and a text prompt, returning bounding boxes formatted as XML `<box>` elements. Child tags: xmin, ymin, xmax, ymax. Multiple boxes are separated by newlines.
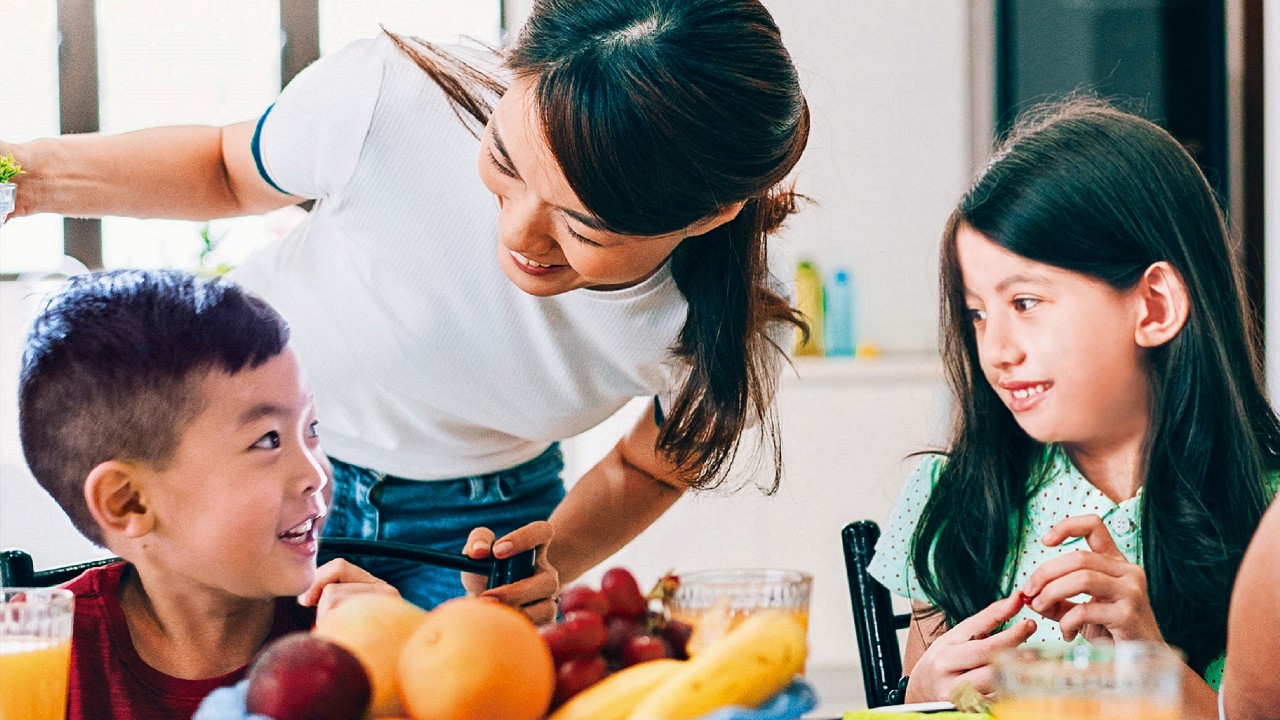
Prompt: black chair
<box><xmin>1</xmin><ymin>539</ymin><xmax>537</xmax><ymax>589</ymax></box>
<box><xmin>842</xmin><ymin>519</ymin><xmax>912</xmax><ymax>708</ymax></box>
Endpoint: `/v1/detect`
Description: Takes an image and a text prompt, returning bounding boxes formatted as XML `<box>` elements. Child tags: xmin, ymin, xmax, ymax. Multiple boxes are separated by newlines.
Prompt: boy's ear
<box><xmin>84</xmin><ymin>461</ymin><xmax>155</xmax><ymax>539</ymax></box>
<box><xmin>1134</xmin><ymin>261</ymin><xmax>1189</xmax><ymax>348</ymax></box>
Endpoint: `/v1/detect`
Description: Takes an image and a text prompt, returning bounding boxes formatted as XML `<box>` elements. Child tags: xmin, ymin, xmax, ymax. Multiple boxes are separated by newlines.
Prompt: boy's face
<box><xmin>956</xmin><ymin>225</ymin><xmax>1151</xmax><ymax>450</ymax></box>
<box><xmin>139</xmin><ymin>346</ymin><xmax>328</xmax><ymax>600</ymax></box>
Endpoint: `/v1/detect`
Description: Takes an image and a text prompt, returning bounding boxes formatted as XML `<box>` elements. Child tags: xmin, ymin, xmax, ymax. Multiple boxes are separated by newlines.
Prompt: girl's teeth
<box><xmin>1012</xmin><ymin>385</ymin><xmax>1047</xmax><ymax>399</ymax></box>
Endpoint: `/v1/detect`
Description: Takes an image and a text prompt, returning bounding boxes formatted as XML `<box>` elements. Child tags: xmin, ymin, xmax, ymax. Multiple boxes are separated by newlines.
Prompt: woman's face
<box><xmin>478</xmin><ymin>76</ymin><xmax>734</xmax><ymax>296</ymax></box>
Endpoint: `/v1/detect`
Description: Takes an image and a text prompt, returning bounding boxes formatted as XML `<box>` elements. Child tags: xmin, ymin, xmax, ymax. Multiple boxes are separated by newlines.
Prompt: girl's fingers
<box><xmin>939</xmin><ymin>594</ymin><xmax>1027</xmax><ymax>649</ymax></box>
<box><xmin>944</xmin><ymin>618</ymin><xmax>1038</xmax><ymax>673</ymax></box>
<box><xmin>954</xmin><ymin>665</ymin><xmax>998</xmax><ymax>697</ymax></box>
<box><xmin>1042</xmin><ymin>514</ymin><xmax>1123</xmax><ymax>559</ymax></box>
<box><xmin>1022</xmin><ymin>549</ymin><xmax>1128</xmax><ymax>598</ymax></box>
<box><xmin>1027</xmin><ymin>569</ymin><xmax>1128</xmax><ymax>618</ymax></box>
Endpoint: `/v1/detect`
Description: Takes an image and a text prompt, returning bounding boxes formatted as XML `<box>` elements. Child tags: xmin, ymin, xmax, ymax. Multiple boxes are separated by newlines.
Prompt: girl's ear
<box><xmin>84</xmin><ymin>461</ymin><xmax>155</xmax><ymax>539</ymax></box>
<box><xmin>1134</xmin><ymin>261</ymin><xmax>1189</xmax><ymax>348</ymax></box>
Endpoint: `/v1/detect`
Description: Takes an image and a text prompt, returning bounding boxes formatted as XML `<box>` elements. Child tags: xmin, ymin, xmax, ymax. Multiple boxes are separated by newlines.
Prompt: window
<box><xmin>0</xmin><ymin>0</ymin><xmax>505</xmax><ymax>276</ymax></box>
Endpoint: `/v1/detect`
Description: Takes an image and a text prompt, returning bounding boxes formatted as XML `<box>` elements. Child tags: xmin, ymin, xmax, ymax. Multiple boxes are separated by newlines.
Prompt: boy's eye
<box><xmin>1013</xmin><ymin>297</ymin><xmax>1040</xmax><ymax>312</ymax></box>
<box><xmin>488</xmin><ymin>152</ymin><xmax>519</xmax><ymax>179</ymax></box>
<box><xmin>967</xmin><ymin>307</ymin><xmax>987</xmax><ymax>323</ymax></box>
<box><xmin>306</xmin><ymin>421</ymin><xmax>320</xmax><ymax>439</ymax></box>
<box><xmin>252</xmin><ymin>431</ymin><xmax>281</xmax><ymax>450</ymax></box>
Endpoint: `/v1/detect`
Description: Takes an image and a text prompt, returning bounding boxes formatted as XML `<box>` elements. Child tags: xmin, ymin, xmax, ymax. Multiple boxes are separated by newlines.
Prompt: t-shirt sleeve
<box><xmin>252</xmin><ymin>35</ymin><xmax>388</xmax><ymax>199</ymax></box>
<box><xmin>867</xmin><ymin>454</ymin><xmax>946</xmax><ymax>603</ymax></box>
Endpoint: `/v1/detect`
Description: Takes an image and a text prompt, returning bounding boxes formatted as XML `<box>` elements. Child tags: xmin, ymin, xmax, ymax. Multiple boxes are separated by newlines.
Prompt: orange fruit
<box><xmin>397</xmin><ymin>597</ymin><xmax>554</xmax><ymax>720</ymax></box>
<box><xmin>314</xmin><ymin>594</ymin><xmax>430</xmax><ymax>718</ymax></box>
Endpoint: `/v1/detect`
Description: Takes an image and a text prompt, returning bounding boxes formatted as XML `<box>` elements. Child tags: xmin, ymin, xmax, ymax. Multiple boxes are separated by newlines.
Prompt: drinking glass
<box><xmin>992</xmin><ymin>641</ymin><xmax>1182</xmax><ymax>720</ymax></box>
<box><xmin>0</xmin><ymin>588</ymin><xmax>75</xmax><ymax>720</ymax></box>
<box><xmin>666</xmin><ymin>568</ymin><xmax>812</xmax><ymax>656</ymax></box>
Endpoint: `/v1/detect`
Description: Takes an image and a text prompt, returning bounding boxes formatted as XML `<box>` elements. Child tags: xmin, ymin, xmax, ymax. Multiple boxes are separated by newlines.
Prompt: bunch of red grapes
<box><xmin>540</xmin><ymin>567</ymin><xmax>692</xmax><ymax>707</ymax></box>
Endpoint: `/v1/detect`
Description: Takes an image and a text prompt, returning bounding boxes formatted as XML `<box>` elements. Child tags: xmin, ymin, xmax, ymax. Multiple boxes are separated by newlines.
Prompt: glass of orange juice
<box><xmin>0</xmin><ymin>588</ymin><xmax>75</xmax><ymax>720</ymax></box>
<box><xmin>992</xmin><ymin>641</ymin><xmax>1182</xmax><ymax>720</ymax></box>
<box><xmin>665</xmin><ymin>568</ymin><xmax>812</xmax><ymax>656</ymax></box>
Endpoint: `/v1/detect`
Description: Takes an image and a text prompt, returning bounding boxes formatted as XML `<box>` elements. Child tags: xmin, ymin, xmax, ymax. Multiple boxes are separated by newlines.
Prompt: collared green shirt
<box><xmin>867</xmin><ymin>446</ymin><xmax>1228</xmax><ymax>689</ymax></box>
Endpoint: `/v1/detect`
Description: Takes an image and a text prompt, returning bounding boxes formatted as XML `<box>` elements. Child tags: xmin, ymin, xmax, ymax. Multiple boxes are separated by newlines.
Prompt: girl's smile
<box><xmin>999</xmin><ymin>380</ymin><xmax>1054</xmax><ymax>413</ymax></box>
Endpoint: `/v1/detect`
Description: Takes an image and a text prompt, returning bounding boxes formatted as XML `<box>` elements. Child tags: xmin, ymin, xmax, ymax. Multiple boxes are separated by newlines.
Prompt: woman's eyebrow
<box><xmin>492</xmin><ymin>124</ymin><xmax>611</xmax><ymax>232</ymax></box>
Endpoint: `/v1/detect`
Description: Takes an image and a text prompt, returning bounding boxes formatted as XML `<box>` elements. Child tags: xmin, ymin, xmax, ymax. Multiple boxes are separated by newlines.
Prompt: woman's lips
<box><xmin>509</xmin><ymin>250</ymin><xmax>569</xmax><ymax>276</ymax></box>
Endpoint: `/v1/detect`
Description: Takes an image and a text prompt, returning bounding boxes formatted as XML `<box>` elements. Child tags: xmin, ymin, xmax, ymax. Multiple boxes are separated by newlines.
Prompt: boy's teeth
<box><xmin>1012</xmin><ymin>384</ymin><xmax>1047</xmax><ymax>399</ymax></box>
<box><xmin>279</xmin><ymin>518</ymin><xmax>314</xmax><ymax>539</ymax></box>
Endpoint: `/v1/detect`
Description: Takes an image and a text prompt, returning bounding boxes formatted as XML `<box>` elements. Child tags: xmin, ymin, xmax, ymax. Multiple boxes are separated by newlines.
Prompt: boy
<box><xmin>17</xmin><ymin>270</ymin><xmax>554</xmax><ymax>720</ymax></box>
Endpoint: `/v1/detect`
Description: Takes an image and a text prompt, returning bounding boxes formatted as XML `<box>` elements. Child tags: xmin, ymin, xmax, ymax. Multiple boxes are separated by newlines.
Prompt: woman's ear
<box><xmin>84</xmin><ymin>461</ymin><xmax>155</xmax><ymax>539</ymax></box>
<box><xmin>687</xmin><ymin>200</ymin><xmax>747</xmax><ymax>237</ymax></box>
<box><xmin>1134</xmin><ymin>261</ymin><xmax>1189</xmax><ymax>348</ymax></box>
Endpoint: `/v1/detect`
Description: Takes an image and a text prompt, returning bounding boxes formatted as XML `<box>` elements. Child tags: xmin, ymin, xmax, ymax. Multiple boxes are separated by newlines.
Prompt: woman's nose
<box><xmin>498</xmin><ymin>194</ymin><xmax>555</xmax><ymax>254</ymax></box>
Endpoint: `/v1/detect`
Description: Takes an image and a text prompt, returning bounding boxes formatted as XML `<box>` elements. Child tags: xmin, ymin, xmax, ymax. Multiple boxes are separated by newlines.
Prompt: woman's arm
<box><xmin>1222</xmin><ymin>500</ymin><xmax>1280</xmax><ymax>720</ymax></box>
<box><xmin>545</xmin><ymin>401</ymin><xmax>687</xmax><ymax>584</ymax></box>
<box><xmin>1</xmin><ymin>121</ymin><xmax>299</xmax><ymax>220</ymax></box>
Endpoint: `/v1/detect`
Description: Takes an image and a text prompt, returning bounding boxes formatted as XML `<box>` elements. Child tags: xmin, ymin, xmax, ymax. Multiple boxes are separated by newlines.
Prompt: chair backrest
<box><xmin>842</xmin><ymin>519</ymin><xmax>912</xmax><ymax>708</ymax></box>
<box><xmin>0</xmin><ymin>549</ymin><xmax>117</xmax><ymax>588</ymax></box>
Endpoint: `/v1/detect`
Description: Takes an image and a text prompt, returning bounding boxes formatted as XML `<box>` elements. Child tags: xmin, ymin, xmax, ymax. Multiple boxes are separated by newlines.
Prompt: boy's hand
<box><xmin>905</xmin><ymin>594</ymin><xmax>1036</xmax><ymax>703</ymax></box>
<box><xmin>462</xmin><ymin>521</ymin><xmax>559</xmax><ymax>625</ymax></box>
<box><xmin>1022</xmin><ymin>514</ymin><xmax>1164</xmax><ymax>644</ymax></box>
<box><xmin>298</xmin><ymin>558</ymin><xmax>399</xmax><ymax>624</ymax></box>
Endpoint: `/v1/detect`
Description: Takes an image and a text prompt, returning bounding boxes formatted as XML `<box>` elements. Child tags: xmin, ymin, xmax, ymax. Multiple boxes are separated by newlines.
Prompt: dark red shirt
<box><xmin>63</xmin><ymin>561</ymin><xmax>315</xmax><ymax>720</ymax></box>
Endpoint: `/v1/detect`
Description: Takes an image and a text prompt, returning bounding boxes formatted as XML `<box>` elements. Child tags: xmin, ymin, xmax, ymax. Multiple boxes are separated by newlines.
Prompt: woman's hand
<box><xmin>905</xmin><ymin>594</ymin><xmax>1037</xmax><ymax>702</ymax></box>
<box><xmin>298</xmin><ymin>558</ymin><xmax>400</xmax><ymax>623</ymax></box>
<box><xmin>462</xmin><ymin>521</ymin><xmax>559</xmax><ymax>626</ymax></box>
<box><xmin>1022</xmin><ymin>514</ymin><xmax>1163</xmax><ymax>644</ymax></box>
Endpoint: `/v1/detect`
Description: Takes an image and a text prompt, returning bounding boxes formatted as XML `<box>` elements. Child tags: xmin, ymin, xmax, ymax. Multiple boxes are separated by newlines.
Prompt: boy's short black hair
<box><xmin>18</xmin><ymin>270</ymin><xmax>291</xmax><ymax>545</ymax></box>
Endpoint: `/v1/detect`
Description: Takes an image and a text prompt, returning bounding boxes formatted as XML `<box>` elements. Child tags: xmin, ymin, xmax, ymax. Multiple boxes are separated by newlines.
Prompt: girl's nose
<box><xmin>982</xmin><ymin>316</ymin><xmax>1025</xmax><ymax>369</ymax></box>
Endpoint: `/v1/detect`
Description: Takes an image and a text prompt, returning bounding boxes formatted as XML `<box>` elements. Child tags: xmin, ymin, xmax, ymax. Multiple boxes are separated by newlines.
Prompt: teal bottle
<box><xmin>823</xmin><ymin>267</ymin><xmax>856</xmax><ymax>357</ymax></box>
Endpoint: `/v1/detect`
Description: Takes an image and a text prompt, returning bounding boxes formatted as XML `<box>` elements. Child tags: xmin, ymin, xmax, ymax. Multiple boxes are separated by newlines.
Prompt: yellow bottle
<box><xmin>793</xmin><ymin>260</ymin><xmax>824</xmax><ymax>356</ymax></box>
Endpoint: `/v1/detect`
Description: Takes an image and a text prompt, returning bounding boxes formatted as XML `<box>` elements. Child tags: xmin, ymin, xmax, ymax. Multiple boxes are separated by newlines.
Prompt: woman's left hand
<box><xmin>1021</xmin><ymin>514</ymin><xmax>1164</xmax><ymax>644</ymax></box>
<box><xmin>462</xmin><ymin>521</ymin><xmax>559</xmax><ymax>625</ymax></box>
<box><xmin>298</xmin><ymin>558</ymin><xmax>400</xmax><ymax>623</ymax></box>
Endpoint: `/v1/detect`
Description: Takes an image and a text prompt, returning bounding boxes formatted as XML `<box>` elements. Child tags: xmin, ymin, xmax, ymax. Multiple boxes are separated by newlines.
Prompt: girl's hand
<box><xmin>905</xmin><ymin>594</ymin><xmax>1037</xmax><ymax>702</ymax></box>
<box><xmin>298</xmin><ymin>558</ymin><xmax>400</xmax><ymax>623</ymax></box>
<box><xmin>462</xmin><ymin>521</ymin><xmax>560</xmax><ymax>626</ymax></box>
<box><xmin>1022</xmin><ymin>514</ymin><xmax>1163</xmax><ymax>644</ymax></box>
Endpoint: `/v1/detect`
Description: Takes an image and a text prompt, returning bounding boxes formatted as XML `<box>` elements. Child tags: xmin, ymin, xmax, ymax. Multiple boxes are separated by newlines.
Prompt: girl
<box><xmin>1</xmin><ymin>0</ymin><xmax>809</xmax><ymax>612</ymax></box>
<box><xmin>867</xmin><ymin>100</ymin><xmax>1279</xmax><ymax>719</ymax></box>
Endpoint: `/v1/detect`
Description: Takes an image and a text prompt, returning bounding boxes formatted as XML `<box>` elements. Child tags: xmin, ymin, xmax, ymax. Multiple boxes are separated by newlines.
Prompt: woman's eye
<box><xmin>967</xmin><ymin>307</ymin><xmax>987</xmax><ymax>323</ymax></box>
<box><xmin>252</xmin><ymin>431</ymin><xmax>281</xmax><ymax>450</ymax></box>
<box><xmin>564</xmin><ymin>221</ymin><xmax>604</xmax><ymax>247</ymax></box>
<box><xmin>488</xmin><ymin>152</ymin><xmax>519</xmax><ymax>179</ymax></box>
<box><xmin>1013</xmin><ymin>297</ymin><xmax>1040</xmax><ymax>312</ymax></box>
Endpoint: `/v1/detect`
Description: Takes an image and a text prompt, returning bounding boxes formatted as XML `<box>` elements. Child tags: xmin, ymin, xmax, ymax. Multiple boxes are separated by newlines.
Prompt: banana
<box><xmin>628</xmin><ymin>610</ymin><xmax>807</xmax><ymax>720</ymax></box>
<box><xmin>549</xmin><ymin>659</ymin><xmax>684</xmax><ymax>720</ymax></box>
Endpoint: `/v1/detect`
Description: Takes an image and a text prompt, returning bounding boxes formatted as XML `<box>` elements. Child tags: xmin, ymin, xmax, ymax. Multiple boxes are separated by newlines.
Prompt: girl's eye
<box><xmin>488</xmin><ymin>152</ymin><xmax>519</xmax><ymax>179</ymax></box>
<box><xmin>564</xmin><ymin>221</ymin><xmax>604</xmax><ymax>247</ymax></box>
<box><xmin>252</xmin><ymin>431</ymin><xmax>281</xmax><ymax>450</ymax></box>
<box><xmin>1013</xmin><ymin>297</ymin><xmax>1040</xmax><ymax>312</ymax></box>
<box><xmin>306</xmin><ymin>421</ymin><xmax>320</xmax><ymax>439</ymax></box>
<box><xmin>967</xmin><ymin>307</ymin><xmax>987</xmax><ymax>323</ymax></box>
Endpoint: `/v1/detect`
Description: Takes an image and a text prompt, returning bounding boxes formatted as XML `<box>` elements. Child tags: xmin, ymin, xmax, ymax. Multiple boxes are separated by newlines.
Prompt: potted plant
<box><xmin>0</xmin><ymin>153</ymin><xmax>22</xmax><ymax>227</ymax></box>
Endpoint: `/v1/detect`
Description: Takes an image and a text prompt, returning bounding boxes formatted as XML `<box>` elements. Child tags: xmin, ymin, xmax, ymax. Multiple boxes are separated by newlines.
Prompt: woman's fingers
<box><xmin>464</xmin><ymin>527</ymin><xmax>498</xmax><ymax>559</ymax></box>
<box><xmin>489</xmin><ymin>520</ymin><xmax>554</xmax><ymax>558</ymax></box>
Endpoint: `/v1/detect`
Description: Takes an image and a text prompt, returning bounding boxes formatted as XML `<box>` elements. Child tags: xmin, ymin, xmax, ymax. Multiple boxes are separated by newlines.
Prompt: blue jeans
<box><xmin>319</xmin><ymin>444</ymin><xmax>566</xmax><ymax>610</ymax></box>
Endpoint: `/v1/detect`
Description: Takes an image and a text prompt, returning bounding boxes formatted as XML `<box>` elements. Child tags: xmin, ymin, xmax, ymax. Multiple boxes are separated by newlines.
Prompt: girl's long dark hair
<box><xmin>915</xmin><ymin>99</ymin><xmax>1280</xmax><ymax>672</ymax></box>
<box><xmin>390</xmin><ymin>0</ymin><xmax>810</xmax><ymax>491</ymax></box>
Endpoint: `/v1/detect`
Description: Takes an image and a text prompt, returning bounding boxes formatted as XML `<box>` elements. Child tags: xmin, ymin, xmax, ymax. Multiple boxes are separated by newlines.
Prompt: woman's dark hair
<box><xmin>915</xmin><ymin>99</ymin><xmax>1280</xmax><ymax>672</ymax></box>
<box><xmin>389</xmin><ymin>0</ymin><xmax>810</xmax><ymax>491</ymax></box>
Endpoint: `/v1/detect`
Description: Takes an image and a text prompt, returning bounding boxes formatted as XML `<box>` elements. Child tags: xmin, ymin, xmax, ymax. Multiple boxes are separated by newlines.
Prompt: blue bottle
<box><xmin>824</xmin><ymin>267</ymin><xmax>856</xmax><ymax>357</ymax></box>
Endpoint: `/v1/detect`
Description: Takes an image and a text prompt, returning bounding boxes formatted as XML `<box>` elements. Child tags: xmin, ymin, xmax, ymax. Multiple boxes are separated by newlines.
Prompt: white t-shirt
<box><xmin>234</xmin><ymin>35</ymin><xmax>693</xmax><ymax>479</ymax></box>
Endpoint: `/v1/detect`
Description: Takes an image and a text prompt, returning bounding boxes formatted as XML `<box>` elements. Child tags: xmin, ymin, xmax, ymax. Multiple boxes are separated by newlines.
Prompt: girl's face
<box><xmin>478</xmin><ymin>76</ymin><xmax>737</xmax><ymax>296</ymax></box>
<box><xmin>956</xmin><ymin>225</ymin><xmax>1152</xmax><ymax>453</ymax></box>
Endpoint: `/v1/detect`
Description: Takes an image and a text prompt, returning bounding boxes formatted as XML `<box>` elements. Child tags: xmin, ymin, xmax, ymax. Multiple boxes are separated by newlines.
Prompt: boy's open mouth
<box><xmin>278</xmin><ymin>516</ymin><xmax>320</xmax><ymax>543</ymax></box>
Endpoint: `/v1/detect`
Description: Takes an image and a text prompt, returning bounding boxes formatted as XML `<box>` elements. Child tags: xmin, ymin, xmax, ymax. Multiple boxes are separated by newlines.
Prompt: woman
<box><xmin>2</xmin><ymin>0</ymin><xmax>810</xmax><ymax>612</ymax></box>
